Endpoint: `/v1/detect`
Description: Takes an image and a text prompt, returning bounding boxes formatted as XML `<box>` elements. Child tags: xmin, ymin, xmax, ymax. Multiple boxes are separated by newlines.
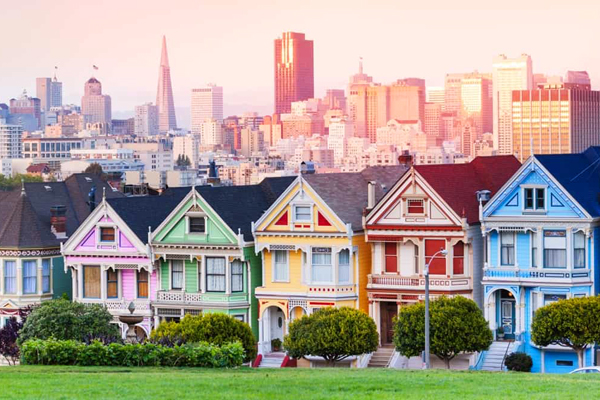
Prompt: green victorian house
<box><xmin>150</xmin><ymin>177</ymin><xmax>294</xmax><ymax>337</ymax></box>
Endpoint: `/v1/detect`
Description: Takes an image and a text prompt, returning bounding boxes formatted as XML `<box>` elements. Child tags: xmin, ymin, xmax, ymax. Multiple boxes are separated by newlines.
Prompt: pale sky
<box><xmin>2</xmin><ymin>0</ymin><xmax>599</xmax><ymax>127</ymax></box>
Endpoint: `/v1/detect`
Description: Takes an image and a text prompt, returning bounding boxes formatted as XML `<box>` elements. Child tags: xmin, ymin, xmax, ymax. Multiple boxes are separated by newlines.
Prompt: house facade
<box><xmin>481</xmin><ymin>149</ymin><xmax>600</xmax><ymax>373</ymax></box>
<box><xmin>364</xmin><ymin>156</ymin><xmax>520</xmax><ymax>347</ymax></box>
<box><xmin>252</xmin><ymin>166</ymin><xmax>406</xmax><ymax>355</ymax></box>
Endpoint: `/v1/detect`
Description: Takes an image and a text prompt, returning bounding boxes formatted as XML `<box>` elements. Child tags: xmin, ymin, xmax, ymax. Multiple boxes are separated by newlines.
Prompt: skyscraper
<box><xmin>191</xmin><ymin>84</ymin><xmax>223</xmax><ymax>135</ymax></box>
<box><xmin>0</xmin><ymin>118</ymin><xmax>23</xmax><ymax>159</ymax></box>
<box><xmin>81</xmin><ymin>77</ymin><xmax>112</xmax><ymax>133</ymax></box>
<box><xmin>493</xmin><ymin>54</ymin><xmax>533</xmax><ymax>154</ymax></box>
<box><xmin>156</xmin><ymin>36</ymin><xmax>177</xmax><ymax>133</ymax></box>
<box><xmin>274</xmin><ymin>32</ymin><xmax>314</xmax><ymax>114</ymax></box>
<box><xmin>134</xmin><ymin>103</ymin><xmax>159</xmax><ymax>137</ymax></box>
<box><xmin>36</xmin><ymin>76</ymin><xmax>62</xmax><ymax>112</ymax></box>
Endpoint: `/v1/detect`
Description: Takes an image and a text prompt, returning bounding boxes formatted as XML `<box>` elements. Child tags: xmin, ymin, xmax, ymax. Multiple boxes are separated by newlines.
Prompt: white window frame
<box><xmin>406</xmin><ymin>198</ymin><xmax>425</xmax><ymax>215</ymax></box>
<box><xmin>311</xmin><ymin>247</ymin><xmax>333</xmax><ymax>284</ymax></box>
<box><xmin>170</xmin><ymin>260</ymin><xmax>185</xmax><ymax>291</ymax></box>
<box><xmin>522</xmin><ymin>185</ymin><xmax>546</xmax><ymax>213</ymax></box>
<box><xmin>292</xmin><ymin>204</ymin><xmax>312</xmax><ymax>223</ymax></box>
<box><xmin>3</xmin><ymin>260</ymin><xmax>17</xmax><ymax>294</ymax></box>
<box><xmin>500</xmin><ymin>232</ymin><xmax>515</xmax><ymax>266</ymax></box>
<box><xmin>41</xmin><ymin>258</ymin><xmax>51</xmax><ymax>294</ymax></box>
<box><xmin>272</xmin><ymin>250</ymin><xmax>289</xmax><ymax>283</ymax></box>
<box><xmin>543</xmin><ymin>230</ymin><xmax>567</xmax><ymax>269</ymax></box>
<box><xmin>185</xmin><ymin>212</ymin><xmax>208</xmax><ymax>236</ymax></box>
<box><xmin>22</xmin><ymin>259</ymin><xmax>37</xmax><ymax>295</ymax></box>
<box><xmin>338</xmin><ymin>249</ymin><xmax>351</xmax><ymax>284</ymax></box>
<box><xmin>573</xmin><ymin>231</ymin><xmax>586</xmax><ymax>269</ymax></box>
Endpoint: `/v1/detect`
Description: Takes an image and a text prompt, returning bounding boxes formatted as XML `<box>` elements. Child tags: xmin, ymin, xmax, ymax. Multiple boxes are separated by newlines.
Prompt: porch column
<box><xmin>37</xmin><ymin>258</ymin><xmax>43</xmax><ymax>296</ymax></box>
<box><xmin>71</xmin><ymin>268</ymin><xmax>77</xmax><ymax>299</ymax></box>
<box><xmin>78</xmin><ymin>267</ymin><xmax>84</xmax><ymax>300</ymax></box>
<box><xmin>257</xmin><ymin>317</ymin><xmax>263</xmax><ymax>356</ymax></box>
<box><xmin>226</xmin><ymin>259</ymin><xmax>231</xmax><ymax>295</ymax></box>
<box><xmin>333</xmin><ymin>247</ymin><xmax>339</xmax><ymax>285</ymax></box>
<box><xmin>100</xmin><ymin>266</ymin><xmax>107</xmax><ymax>300</ymax></box>
<box><xmin>566</xmin><ymin>228</ymin><xmax>573</xmax><ymax>270</ymax></box>
<box><xmin>200</xmin><ymin>257</ymin><xmax>206</xmax><ymax>293</ymax></box>
<box><xmin>446</xmin><ymin>240</ymin><xmax>454</xmax><ymax>276</ymax></box>
<box><xmin>16</xmin><ymin>259</ymin><xmax>23</xmax><ymax>296</ymax></box>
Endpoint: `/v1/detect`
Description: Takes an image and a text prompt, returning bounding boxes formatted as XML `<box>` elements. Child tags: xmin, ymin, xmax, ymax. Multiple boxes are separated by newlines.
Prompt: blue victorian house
<box><xmin>479</xmin><ymin>147</ymin><xmax>600</xmax><ymax>373</ymax></box>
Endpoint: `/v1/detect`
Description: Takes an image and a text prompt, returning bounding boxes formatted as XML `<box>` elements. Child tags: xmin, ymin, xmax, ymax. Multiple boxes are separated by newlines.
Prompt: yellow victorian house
<box><xmin>252</xmin><ymin>166</ymin><xmax>407</xmax><ymax>355</ymax></box>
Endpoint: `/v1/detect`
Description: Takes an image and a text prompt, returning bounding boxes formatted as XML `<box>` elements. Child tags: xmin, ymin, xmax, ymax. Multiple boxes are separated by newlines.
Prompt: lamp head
<box><xmin>440</xmin><ymin>249</ymin><xmax>448</xmax><ymax>256</ymax></box>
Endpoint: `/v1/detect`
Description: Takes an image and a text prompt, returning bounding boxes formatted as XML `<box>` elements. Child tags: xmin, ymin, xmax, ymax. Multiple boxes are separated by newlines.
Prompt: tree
<box><xmin>151</xmin><ymin>313</ymin><xmax>257</xmax><ymax>362</ymax></box>
<box><xmin>531</xmin><ymin>296</ymin><xmax>600</xmax><ymax>368</ymax></box>
<box><xmin>394</xmin><ymin>296</ymin><xmax>492</xmax><ymax>368</ymax></box>
<box><xmin>0</xmin><ymin>307</ymin><xmax>31</xmax><ymax>365</ymax></box>
<box><xmin>176</xmin><ymin>155</ymin><xmax>191</xmax><ymax>168</ymax></box>
<box><xmin>0</xmin><ymin>173</ymin><xmax>43</xmax><ymax>191</ymax></box>
<box><xmin>17</xmin><ymin>299</ymin><xmax>120</xmax><ymax>345</ymax></box>
<box><xmin>283</xmin><ymin>307</ymin><xmax>378</xmax><ymax>366</ymax></box>
<box><xmin>84</xmin><ymin>162</ymin><xmax>104</xmax><ymax>176</ymax></box>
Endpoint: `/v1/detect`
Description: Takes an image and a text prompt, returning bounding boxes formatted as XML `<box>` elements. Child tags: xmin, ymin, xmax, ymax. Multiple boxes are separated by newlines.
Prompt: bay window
<box><xmin>22</xmin><ymin>260</ymin><xmax>37</xmax><ymax>294</ymax></box>
<box><xmin>206</xmin><ymin>258</ymin><xmax>226</xmax><ymax>292</ymax></box>
<box><xmin>3</xmin><ymin>261</ymin><xmax>16</xmax><ymax>294</ymax></box>
<box><xmin>338</xmin><ymin>250</ymin><xmax>350</xmax><ymax>284</ymax></box>
<box><xmin>425</xmin><ymin>240</ymin><xmax>446</xmax><ymax>275</ymax></box>
<box><xmin>544</xmin><ymin>230</ymin><xmax>566</xmax><ymax>268</ymax></box>
<box><xmin>273</xmin><ymin>250</ymin><xmax>289</xmax><ymax>282</ymax></box>
<box><xmin>42</xmin><ymin>259</ymin><xmax>51</xmax><ymax>293</ymax></box>
<box><xmin>311</xmin><ymin>248</ymin><xmax>333</xmax><ymax>283</ymax></box>
<box><xmin>83</xmin><ymin>265</ymin><xmax>101</xmax><ymax>298</ymax></box>
<box><xmin>574</xmin><ymin>232</ymin><xmax>585</xmax><ymax>269</ymax></box>
<box><xmin>500</xmin><ymin>232</ymin><xmax>515</xmax><ymax>266</ymax></box>
<box><xmin>171</xmin><ymin>260</ymin><xmax>184</xmax><ymax>290</ymax></box>
<box><xmin>231</xmin><ymin>260</ymin><xmax>243</xmax><ymax>292</ymax></box>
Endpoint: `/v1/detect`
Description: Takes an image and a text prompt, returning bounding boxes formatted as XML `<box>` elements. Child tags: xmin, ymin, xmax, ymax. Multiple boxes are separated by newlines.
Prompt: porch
<box><xmin>368</xmin><ymin>274</ymin><xmax>471</xmax><ymax>292</ymax></box>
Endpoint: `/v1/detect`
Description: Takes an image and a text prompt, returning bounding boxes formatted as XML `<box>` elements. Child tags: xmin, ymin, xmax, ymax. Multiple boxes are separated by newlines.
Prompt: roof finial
<box><xmin>20</xmin><ymin>178</ymin><xmax>26</xmax><ymax>196</ymax></box>
<box><xmin>102</xmin><ymin>186</ymin><xmax>106</xmax><ymax>202</ymax></box>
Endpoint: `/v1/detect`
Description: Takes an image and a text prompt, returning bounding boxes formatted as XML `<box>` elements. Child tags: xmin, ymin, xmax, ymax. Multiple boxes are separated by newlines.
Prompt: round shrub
<box><xmin>151</xmin><ymin>313</ymin><xmax>256</xmax><ymax>362</ymax></box>
<box><xmin>504</xmin><ymin>352</ymin><xmax>533</xmax><ymax>372</ymax></box>
<box><xmin>17</xmin><ymin>299</ymin><xmax>120</xmax><ymax>345</ymax></box>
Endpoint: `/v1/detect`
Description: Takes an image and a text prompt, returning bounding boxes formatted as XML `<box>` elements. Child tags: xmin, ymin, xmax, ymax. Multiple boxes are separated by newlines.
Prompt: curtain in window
<box><xmin>500</xmin><ymin>232</ymin><xmax>515</xmax><ymax>265</ymax></box>
<box><xmin>206</xmin><ymin>258</ymin><xmax>226</xmax><ymax>292</ymax></box>
<box><xmin>3</xmin><ymin>261</ymin><xmax>16</xmax><ymax>294</ymax></box>
<box><xmin>453</xmin><ymin>242</ymin><xmax>464</xmax><ymax>275</ymax></box>
<box><xmin>137</xmin><ymin>270</ymin><xmax>149</xmax><ymax>298</ymax></box>
<box><xmin>531</xmin><ymin>232</ymin><xmax>538</xmax><ymax>268</ymax></box>
<box><xmin>544</xmin><ymin>231</ymin><xmax>566</xmax><ymax>268</ymax></box>
<box><xmin>171</xmin><ymin>260</ymin><xmax>184</xmax><ymax>290</ymax></box>
<box><xmin>231</xmin><ymin>260</ymin><xmax>244</xmax><ymax>292</ymax></box>
<box><xmin>42</xmin><ymin>259</ymin><xmax>51</xmax><ymax>293</ymax></box>
<box><xmin>274</xmin><ymin>250</ymin><xmax>288</xmax><ymax>281</ymax></box>
<box><xmin>311</xmin><ymin>249</ymin><xmax>332</xmax><ymax>283</ymax></box>
<box><xmin>574</xmin><ymin>232</ymin><xmax>585</xmax><ymax>269</ymax></box>
<box><xmin>384</xmin><ymin>243</ymin><xmax>397</xmax><ymax>273</ymax></box>
<box><xmin>23</xmin><ymin>260</ymin><xmax>37</xmax><ymax>294</ymax></box>
<box><xmin>338</xmin><ymin>250</ymin><xmax>350</xmax><ymax>284</ymax></box>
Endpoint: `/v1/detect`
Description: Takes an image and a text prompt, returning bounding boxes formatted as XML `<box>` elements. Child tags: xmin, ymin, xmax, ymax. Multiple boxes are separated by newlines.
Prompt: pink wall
<box><xmin>122</xmin><ymin>269</ymin><xmax>135</xmax><ymax>300</ymax></box>
<box><xmin>75</xmin><ymin>216</ymin><xmax>138</xmax><ymax>253</ymax></box>
<box><xmin>150</xmin><ymin>271</ymin><xmax>157</xmax><ymax>301</ymax></box>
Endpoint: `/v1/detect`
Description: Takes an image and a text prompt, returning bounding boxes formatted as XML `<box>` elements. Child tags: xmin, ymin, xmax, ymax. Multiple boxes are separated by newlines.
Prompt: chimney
<box><xmin>398</xmin><ymin>150</ymin><xmax>413</xmax><ymax>168</ymax></box>
<box><xmin>50</xmin><ymin>205</ymin><xmax>67</xmax><ymax>239</ymax></box>
<box><xmin>367</xmin><ymin>181</ymin><xmax>376</xmax><ymax>209</ymax></box>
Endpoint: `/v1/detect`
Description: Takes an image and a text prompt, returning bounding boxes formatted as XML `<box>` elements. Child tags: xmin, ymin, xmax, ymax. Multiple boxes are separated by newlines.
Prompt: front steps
<box><xmin>368</xmin><ymin>344</ymin><xmax>395</xmax><ymax>368</ymax></box>
<box><xmin>259</xmin><ymin>352</ymin><xmax>285</xmax><ymax>368</ymax></box>
<box><xmin>481</xmin><ymin>341</ymin><xmax>512</xmax><ymax>371</ymax></box>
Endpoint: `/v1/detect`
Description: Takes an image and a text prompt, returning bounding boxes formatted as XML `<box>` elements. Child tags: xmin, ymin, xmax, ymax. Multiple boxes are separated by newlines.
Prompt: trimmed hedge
<box><xmin>20</xmin><ymin>338</ymin><xmax>244</xmax><ymax>368</ymax></box>
<box><xmin>504</xmin><ymin>352</ymin><xmax>533</xmax><ymax>372</ymax></box>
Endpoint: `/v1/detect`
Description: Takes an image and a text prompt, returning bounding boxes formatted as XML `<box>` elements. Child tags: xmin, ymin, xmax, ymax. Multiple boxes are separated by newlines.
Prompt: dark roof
<box><xmin>304</xmin><ymin>166</ymin><xmax>409</xmax><ymax>231</ymax></box>
<box><xmin>536</xmin><ymin>147</ymin><xmax>600</xmax><ymax>218</ymax></box>
<box><xmin>197</xmin><ymin>176</ymin><xmax>296</xmax><ymax>241</ymax></box>
<box><xmin>415</xmin><ymin>155</ymin><xmax>521</xmax><ymax>224</ymax></box>
<box><xmin>0</xmin><ymin>174</ymin><xmax>124</xmax><ymax>249</ymax></box>
<box><xmin>107</xmin><ymin>188</ymin><xmax>191</xmax><ymax>244</ymax></box>
<box><xmin>26</xmin><ymin>163</ymin><xmax>49</xmax><ymax>173</ymax></box>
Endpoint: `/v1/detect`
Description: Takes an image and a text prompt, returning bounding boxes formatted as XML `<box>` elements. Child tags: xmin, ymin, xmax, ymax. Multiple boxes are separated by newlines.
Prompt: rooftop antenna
<box><xmin>53</xmin><ymin>66</ymin><xmax>58</xmax><ymax>81</ymax></box>
<box><xmin>102</xmin><ymin>186</ymin><xmax>106</xmax><ymax>202</ymax></box>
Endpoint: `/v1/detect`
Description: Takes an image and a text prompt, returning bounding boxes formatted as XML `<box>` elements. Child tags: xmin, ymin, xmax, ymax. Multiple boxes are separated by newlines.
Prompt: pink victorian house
<box><xmin>62</xmin><ymin>188</ymin><xmax>189</xmax><ymax>339</ymax></box>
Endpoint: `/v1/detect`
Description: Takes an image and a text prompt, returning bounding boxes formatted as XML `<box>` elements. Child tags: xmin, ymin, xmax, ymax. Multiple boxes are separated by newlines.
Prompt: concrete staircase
<box><xmin>368</xmin><ymin>344</ymin><xmax>395</xmax><ymax>368</ymax></box>
<box><xmin>258</xmin><ymin>352</ymin><xmax>285</xmax><ymax>368</ymax></box>
<box><xmin>481</xmin><ymin>341</ymin><xmax>512</xmax><ymax>371</ymax></box>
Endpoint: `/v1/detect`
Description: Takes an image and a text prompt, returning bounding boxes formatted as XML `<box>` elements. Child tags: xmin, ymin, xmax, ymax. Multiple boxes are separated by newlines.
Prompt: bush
<box><xmin>504</xmin><ymin>352</ymin><xmax>533</xmax><ymax>372</ymax></box>
<box><xmin>17</xmin><ymin>299</ymin><xmax>120</xmax><ymax>346</ymax></box>
<box><xmin>20</xmin><ymin>338</ymin><xmax>244</xmax><ymax>368</ymax></box>
<box><xmin>283</xmin><ymin>307</ymin><xmax>378</xmax><ymax>365</ymax></box>
<box><xmin>151</xmin><ymin>313</ymin><xmax>256</xmax><ymax>362</ymax></box>
<box><xmin>0</xmin><ymin>307</ymin><xmax>32</xmax><ymax>365</ymax></box>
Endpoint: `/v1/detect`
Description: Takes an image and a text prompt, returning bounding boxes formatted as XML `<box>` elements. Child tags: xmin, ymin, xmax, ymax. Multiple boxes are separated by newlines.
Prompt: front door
<box><xmin>269</xmin><ymin>307</ymin><xmax>284</xmax><ymax>351</ymax></box>
<box><xmin>380</xmin><ymin>302</ymin><xmax>398</xmax><ymax>344</ymax></box>
<box><xmin>499</xmin><ymin>296</ymin><xmax>516</xmax><ymax>340</ymax></box>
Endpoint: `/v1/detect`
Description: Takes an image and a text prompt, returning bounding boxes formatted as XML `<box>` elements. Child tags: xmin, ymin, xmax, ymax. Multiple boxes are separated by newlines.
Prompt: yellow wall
<box><xmin>353</xmin><ymin>234</ymin><xmax>371</xmax><ymax>313</ymax></box>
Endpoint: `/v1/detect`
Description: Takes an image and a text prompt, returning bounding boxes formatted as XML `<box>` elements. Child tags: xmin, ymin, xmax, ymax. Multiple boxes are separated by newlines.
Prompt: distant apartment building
<box><xmin>81</xmin><ymin>77</ymin><xmax>112</xmax><ymax>133</ymax></box>
<box><xmin>191</xmin><ymin>84</ymin><xmax>223</xmax><ymax>134</ymax></box>
<box><xmin>426</xmin><ymin>86</ymin><xmax>445</xmax><ymax>105</ymax></box>
<box><xmin>259</xmin><ymin>114</ymin><xmax>283</xmax><ymax>147</ymax></box>
<box><xmin>134</xmin><ymin>103</ymin><xmax>159</xmax><ymax>136</ymax></box>
<box><xmin>565</xmin><ymin>71</ymin><xmax>591</xmax><ymax>88</ymax></box>
<box><xmin>57</xmin><ymin>113</ymin><xmax>86</xmax><ymax>136</ymax></box>
<box><xmin>111</xmin><ymin>118</ymin><xmax>135</xmax><ymax>136</ymax></box>
<box><xmin>274</xmin><ymin>32</ymin><xmax>314</xmax><ymax>114</ymax></box>
<box><xmin>327</xmin><ymin>117</ymin><xmax>354</xmax><ymax>166</ymax></box>
<box><xmin>511</xmin><ymin>83</ymin><xmax>600</xmax><ymax>161</ymax></box>
<box><xmin>9</xmin><ymin>91</ymin><xmax>42</xmax><ymax>130</ymax></box>
<box><xmin>172</xmin><ymin>134</ymin><xmax>199</xmax><ymax>167</ymax></box>
<box><xmin>423</xmin><ymin>102</ymin><xmax>442</xmax><ymax>142</ymax></box>
<box><xmin>199</xmin><ymin>119</ymin><xmax>223</xmax><ymax>147</ymax></box>
<box><xmin>22</xmin><ymin>137</ymin><xmax>82</xmax><ymax>160</ymax></box>
<box><xmin>460</xmin><ymin>72</ymin><xmax>493</xmax><ymax>137</ymax></box>
<box><xmin>240</xmin><ymin>128</ymin><xmax>264</xmax><ymax>157</ymax></box>
<box><xmin>0</xmin><ymin>119</ymin><xmax>23</xmax><ymax>159</ymax></box>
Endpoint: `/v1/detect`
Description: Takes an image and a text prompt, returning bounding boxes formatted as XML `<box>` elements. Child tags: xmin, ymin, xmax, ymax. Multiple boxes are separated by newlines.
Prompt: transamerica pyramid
<box><xmin>156</xmin><ymin>35</ymin><xmax>177</xmax><ymax>133</ymax></box>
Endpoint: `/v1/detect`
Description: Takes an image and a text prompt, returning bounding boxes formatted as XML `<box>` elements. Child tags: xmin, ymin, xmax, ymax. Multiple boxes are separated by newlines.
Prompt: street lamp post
<box><xmin>424</xmin><ymin>249</ymin><xmax>448</xmax><ymax>369</ymax></box>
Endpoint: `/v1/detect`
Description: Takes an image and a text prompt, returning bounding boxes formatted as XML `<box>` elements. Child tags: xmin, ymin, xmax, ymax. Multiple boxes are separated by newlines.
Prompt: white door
<box><xmin>269</xmin><ymin>308</ymin><xmax>284</xmax><ymax>347</ymax></box>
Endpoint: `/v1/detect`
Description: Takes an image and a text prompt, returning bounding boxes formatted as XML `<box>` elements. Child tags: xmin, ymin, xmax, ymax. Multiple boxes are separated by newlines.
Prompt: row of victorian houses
<box><xmin>2</xmin><ymin>148</ymin><xmax>600</xmax><ymax>373</ymax></box>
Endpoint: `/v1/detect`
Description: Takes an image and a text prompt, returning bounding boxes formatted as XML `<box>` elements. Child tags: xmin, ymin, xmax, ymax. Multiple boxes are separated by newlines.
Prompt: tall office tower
<box><xmin>36</xmin><ymin>75</ymin><xmax>62</xmax><ymax>111</ymax></box>
<box><xmin>50</xmin><ymin>76</ymin><xmax>63</xmax><ymax>109</ymax></box>
<box><xmin>397</xmin><ymin>78</ymin><xmax>426</xmax><ymax>122</ymax></box>
<box><xmin>324</xmin><ymin>89</ymin><xmax>346</xmax><ymax>111</ymax></box>
<box><xmin>493</xmin><ymin>54</ymin><xmax>533</xmax><ymax>154</ymax></box>
<box><xmin>511</xmin><ymin>83</ymin><xmax>600</xmax><ymax>162</ymax></box>
<box><xmin>460</xmin><ymin>72</ymin><xmax>493</xmax><ymax>137</ymax></box>
<box><xmin>0</xmin><ymin>118</ymin><xmax>23</xmax><ymax>158</ymax></box>
<box><xmin>423</xmin><ymin>102</ymin><xmax>442</xmax><ymax>142</ymax></box>
<box><xmin>259</xmin><ymin>114</ymin><xmax>283</xmax><ymax>147</ymax></box>
<box><xmin>426</xmin><ymin>87</ymin><xmax>445</xmax><ymax>105</ymax></box>
<box><xmin>274</xmin><ymin>32</ymin><xmax>314</xmax><ymax>114</ymax></box>
<box><xmin>191</xmin><ymin>84</ymin><xmax>223</xmax><ymax>135</ymax></box>
<box><xmin>565</xmin><ymin>71</ymin><xmax>591</xmax><ymax>89</ymax></box>
<box><xmin>440</xmin><ymin>111</ymin><xmax>460</xmax><ymax>141</ymax></box>
<box><xmin>156</xmin><ymin>36</ymin><xmax>177</xmax><ymax>133</ymax></box>
<box><xmin>444</xmin><ymin>74</ymin><xmax>464</xmax><ymax>115</ymax></box>
<box><xmin>9</xmin><ymin>91</ymin><xmax>42</xmax><ymax>129</ymax></box>
<box><xmin>134</xmin><ymin>103</ymin><xmax>159</xmax><ymax>136</ymax></box>
<box><xmin>81</xmin><ymin>77</ymin><xmax>112</xmax><ymax>133</ymax></box>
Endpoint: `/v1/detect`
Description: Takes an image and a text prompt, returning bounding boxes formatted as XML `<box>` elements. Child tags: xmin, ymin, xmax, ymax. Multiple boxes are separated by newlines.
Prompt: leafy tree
<box><xmin>0</xmin><ymin>173</ymin><xmax>43</xmax><ymax>191</ymax></box>
<box><xmin>532</xmin><ymin>296</ymin><xmax>600</xmax><ymax>368</ymax></box>
<box><xmin>0</xmin><ymin>307</ymin><xmax>32</xmax><ymax>365</ymax></box>
<box><xmin>283</xmin><ymin>307</ymin><xmax>378</xmax><ymax>366</ymax></box>
<box><xmin>17</xmin><ymin>299</ymin><xmax>120</xmax><ymax>346</ymax></box>
<box><xmin>151</xmin><ymin>313</ymin><xmax>256</xmax><ymax>362</ymax></box>
<box><xmin>84</xmin><ymin>162</ymin><xmax>104</xmax><ymax>176</ymax></box>
<box><xmin>176</xmin><ymin>155</ymin><xmax>191</xmax><ymax>168</ymax></box>
<box><xmin>394</xmin><ymin>296</ymin><xmax>492</xmax><ymax>368</ymax></box>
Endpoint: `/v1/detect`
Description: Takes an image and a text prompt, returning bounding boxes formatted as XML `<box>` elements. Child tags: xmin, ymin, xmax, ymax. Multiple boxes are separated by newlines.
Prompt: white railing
<box><xmin>483</xmin><ymin>267</ymin><xmax>591</xmax><ymax>284</ymax></box>
<box><xmin>157</xmin><ymin>291</ymin><xmax>184</xmax><ymax>302</ymax></box>
<box><xmin>368</xmin><ymin>274</ymin><xmax>471</xmax><ymax>291</ymax></box>
<box><xmin>103</xmin><ymin>299</ymin><xmax>151</xmax><ymax>312</ymax></box>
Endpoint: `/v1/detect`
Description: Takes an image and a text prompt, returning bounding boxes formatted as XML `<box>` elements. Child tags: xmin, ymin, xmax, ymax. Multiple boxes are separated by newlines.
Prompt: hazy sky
<box><xmin>2</xmin><ymin>0</ymin><xmax>599</xmax><ymax>127</ymax></box>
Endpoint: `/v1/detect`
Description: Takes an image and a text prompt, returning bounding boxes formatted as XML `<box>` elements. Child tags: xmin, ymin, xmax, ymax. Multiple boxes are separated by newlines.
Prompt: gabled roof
<box><xmin>63</xmin><ymin>173</ymin><xmax>123</xmax><ymax>223</ymax></box>
<box><xmin>197</xmin><ymin>176</ymin><xmax>296</xmax><ymax>241</ymax></box>
<box><xmin>535</xmin><ymin>147</ymin><xmax>600</xmax><ymax>218</ymax></box>
<box><xmin>415</xmin><ymin>155</ymin><xmax>521</xmax><ymax>224</ymax></box>
<box><xmin>303</xmin><ymin>165</ymin><xmax>409</xmax><ymax>231</ymax></box>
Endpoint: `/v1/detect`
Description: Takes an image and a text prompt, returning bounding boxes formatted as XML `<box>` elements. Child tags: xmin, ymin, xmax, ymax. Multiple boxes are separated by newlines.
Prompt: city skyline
<box><xmin>1</xmin><ymin>0</ymin><xmax>599</xmax><ymax>127</ymax></box>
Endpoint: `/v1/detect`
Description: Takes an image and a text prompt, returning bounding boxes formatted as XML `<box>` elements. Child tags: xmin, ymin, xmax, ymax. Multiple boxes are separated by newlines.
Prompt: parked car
<box><xmin>569</xmin><ymin>367</ymin><xmax>600</xmax><ymax>374</ymax></box>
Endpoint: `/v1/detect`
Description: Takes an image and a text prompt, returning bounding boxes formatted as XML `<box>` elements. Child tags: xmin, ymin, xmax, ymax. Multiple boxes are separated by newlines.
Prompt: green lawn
<box><xmin>1</xmin><ymin>366</ymin><xmax>600</xmax><ymax>399</ymax></box>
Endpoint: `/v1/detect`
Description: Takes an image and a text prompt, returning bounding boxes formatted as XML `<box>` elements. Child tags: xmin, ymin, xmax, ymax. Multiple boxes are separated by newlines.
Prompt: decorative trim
<box><xmin>0</xmin><ymin>249</ymin><xmax>60</xmax><ymax>257</ymax></box>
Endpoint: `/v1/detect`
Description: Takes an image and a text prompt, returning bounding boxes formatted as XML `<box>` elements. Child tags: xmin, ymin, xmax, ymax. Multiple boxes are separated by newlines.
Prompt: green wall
<box><xmin>244</xmin><ymin>246</ymin><xmax>262</xmax><ymax>339</ymax></box>
<box><xmin>52</xmin><ymin>256</ymin><xmax>72</xmax><ymax>300</ymax></box>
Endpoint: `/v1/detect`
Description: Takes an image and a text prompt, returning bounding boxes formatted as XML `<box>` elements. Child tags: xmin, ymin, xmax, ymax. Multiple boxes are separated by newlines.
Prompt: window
<box><xmin>500</xmin><ymin>232</ymin><xmax>515</xmax><ymax>266</ymax></box>
<box><xmin>3</xmin><ymin>261</ymin><xmax>16</xmax><ymax>294</ymax></box>
<box><xmin>42</xmin><ymin>259</ymin><xmax>51</xmax><ymax>293</ymax></box>
<box><xmin>107</xmin><ymin>269</ymin><xmax>118</xmax><ymax>298</ymax></box>
<box><xmin>531</xmin><ymin>232</ymin><xmax>538</xmax><ymax>268</ymax></box>
<box><xmin>231</xmin><ymin>260</ymin><xmax>244</xmax><ymax>292</ymax></box>
<box><xmin>524</xmin><ymin>188</ymin><xmax>545</xmax><ymax>210</ymax></box>
<box><xmin>544</xmin><ymin>294</ymin><xmax>567</xmax><ymax>305</ymax></box>
<box><xmin>189</xmin><ymin>217</ymin><xmax>205</xmax><ymax>233</ymax></box>
<box><xmin>574</xmin><ymin>232</ymin><xmax>585</xmax><ymax>269</ymax></box>
<box><xmin>425</xmin><ymin>240</ymin><xmax>446</xmax><ymax>275</ymax></box>
<box><xmin>453</xmin><ymin>242</ymin><xmax>464</xmax><ymax>275</ymax></box>
<box><xmin>100</xmin><ymin>227</ymin><xmax>115</xmax><ymax>242</ymax></box>
<box><xmin>171</xmin><ymin>260</ymin><xmax>184</xmax><ymax>290</ymax></box>
<box><xmin>233</xmin><ymin>314</ymin><xmax>245</xmax><ymax>322</ymax></box>
<box><xmin>206</xmin><ymin>258</ymin><xmax>226</xmax><ymax>292</ymax></box>
<box><xmin>544</xmin><ymin>230</ymin><xmax>566</xmax><ymax>268</ymax></box>
<box><xmin>273</xmin><ymin>250</ymin><xmax>289</xmax><ymax>282</ymax></box>
<box><xmin>407</xmin><ymin>199</ymin><xmax>424</xmax><ymax>214</ymax></box>
<box><xmin>197</xmin><ymin>261</ymin><xmax>202</xmax><ymax>292</ymax></box>
<box><xmin>384</xmin><ymin>243</ymin><xmax>398</xmax><ymax>273</ymax></box>
<box><xmin>294</xmin><ymin>205</ymin><xmax>311</xmax><ymax>222</ymax></box>
<box><xmin>83</xmin><ymin>266</ymin><xmax>101</xmax><ymax>298</ymax></box>
<box><xmin>23</xmin><ymin>260</ymin><xmax>37</xmax><ymax>294</ymax></box>
<box><xmin>137</xmin><ymin>270</ymin><xmax>149</xmax><ymax>298</ymax></box>
<box><xmin>312</xmin><ymin>248</ymin><xmax>333</xmax><ymax>283</ymax></box>
<box><xmin>338</xmin><ymin>249</ymin><xmax>351</xmax><ymax>284</ymax></box>
<box><xmin>556</xmin><ymin>360</ymin><xmax>574</xmax><ymax>367</ymax></box>
<box><xmin>414</xmin><ymin>244</ymin><xmax>419</xmax><ymax>274</ymax></box>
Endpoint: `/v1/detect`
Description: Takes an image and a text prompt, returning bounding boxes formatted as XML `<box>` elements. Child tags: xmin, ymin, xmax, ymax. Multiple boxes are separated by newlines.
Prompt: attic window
<box><xmin>189</xmin><ymin>217</ymin><xmax>206</xmax><ymax>233</ymax></box>
<box><xmin>294</xmin><ymin>205</ymin><xmax>311</xmax><ymax>222</ymax></box>
<box><xmin>100</xmin><ymin>227</ymin><xmax>115</xmax><ymax>242</ymax></box>
<box><xmin>524</xmin><ymin>187</ymin><xmax>545</xmax><ymax>211</ymax></box>
<box><xmin>407</xmin><ymin>199</ymin><xmax>424</xmax><ymax>215</ymax></box>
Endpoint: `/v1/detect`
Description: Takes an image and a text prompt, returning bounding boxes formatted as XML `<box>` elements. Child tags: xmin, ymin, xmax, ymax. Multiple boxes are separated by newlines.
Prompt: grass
<box><xmin>1</xmin><ymin>366</ymin><xmax>600</xmax><ymax>399</ymax></box>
